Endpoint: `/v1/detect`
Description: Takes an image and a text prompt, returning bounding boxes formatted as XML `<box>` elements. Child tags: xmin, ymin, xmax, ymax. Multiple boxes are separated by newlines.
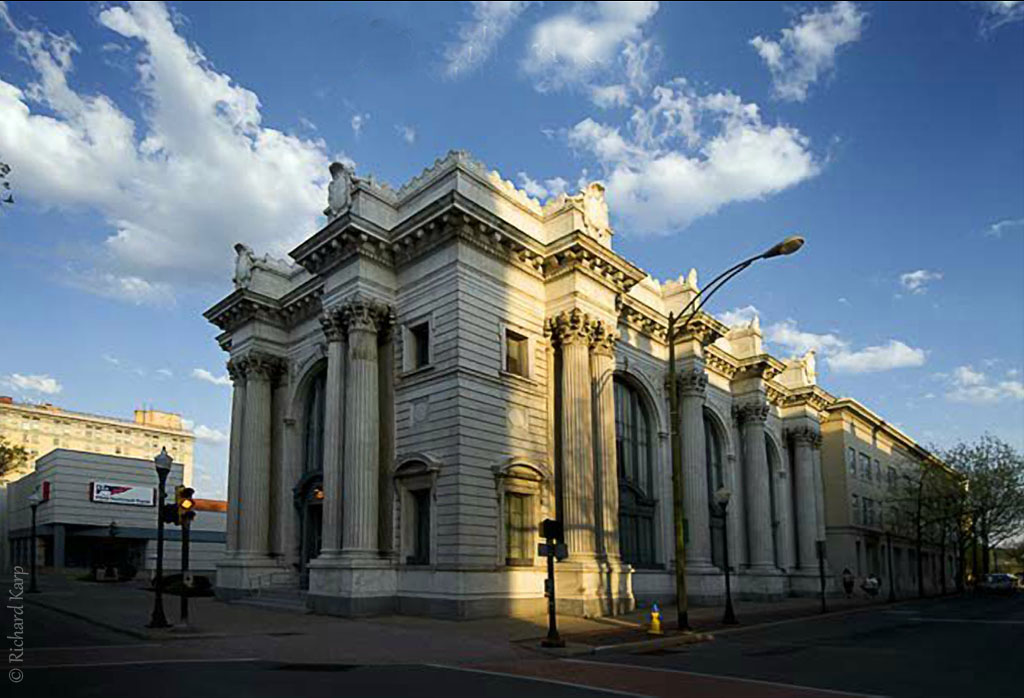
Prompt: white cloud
<box><xmin>156</xmin><ymin>368</ymin><xmax>173</xmax><ymax>378</ymax></box>
<box><xmin>750</xmin><ymin>1</ymin><xmax>865</xmax><ymax>102</ymax></box>
<box><xmin>64</xmin><ymin>269</ymin><xmax>176</xmax><ymax>307</ymax></box>
<box><xmin>395</xmin><ymin>124</ymin><xmax>416</xmax><ymax>144</ymax></box>
<box><xmin>444</xmin><ymin>1</ymin><xmax>533</xmax><ymax>78</ymax></box>
<box><xmin>828</xmin><ymin>340</ymin><xmax>926</xmax><ymax>374</ymax></box>
<box><xmin>2</xmin><ymin>373</ymin><xmax>63</xmax><ymax>395</ymax></box>
<box><xmin>765</xmin><ymin>319</ymin><xmax>848</xmax><ymax>356</ymax></box>
<box><xmin>522</xmin><ymin>1</ymin><xmax>659</xmax><ymax>101</ymax></box>
<box><xmin>754</xmin><ymin>317</ymin><xmax>925</xmax><ymax>374</ymax></box>
<box><xmin>717</xmin><ymin>305</ymin><xmax>761</xmax><ymax>328</ymax></box>
<box><xmin>193</xmin><ymin>424</ymin><xmax>228</xmax><ymax>444</ymax></box>
<box><xmin>590</xmin><ymin>84</ymin><xmax>630</xmax><ymax>109</ymax></box>
<box><xmin>899</xmin><ymin>269</ymin><xmax>943</xmax><ymax>295</ymax></box>
<box><xmin>985</xmin><ymin>217</ymin><xmax>1024</xmax><ymax>238</ymax></box>
<box><xmin>975</xmin><ymin>1</ymin><xmax>1024</xmax><ymax>33</ymax></box>
<box><xmin>946</xmin><ymin>364</ymin><xmax>1024</xmax><ymax>404</ymax></box>
<box><xmin>0</xmin><ymin>2</ymin><xmax>331</xmax><ymax>303</ymax></box>
<box><xmin>567</xmin><ymin>81</ymin><xmax>818</xmax><ymax>235</ymax></box>
<box><xmin>351</xmin><ymin>112</ymin><xmax>369</xmax><ymax>137</ymax></box>
<box><xmin>191</xmin><ymin>367</ymin><xmax>231</xmax><ymax>387</ymax></box>
<box><xmin>515</xmin><ymin>172</ymin><xmax>568</xmax><ymax>201</ymax></box>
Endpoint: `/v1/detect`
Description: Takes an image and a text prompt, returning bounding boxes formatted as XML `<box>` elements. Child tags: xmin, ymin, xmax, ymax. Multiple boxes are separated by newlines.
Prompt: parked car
<box><xmin>978</xmin><ymin>573</ymin><xmax>1017</xmax><ymax>594</ymax></box>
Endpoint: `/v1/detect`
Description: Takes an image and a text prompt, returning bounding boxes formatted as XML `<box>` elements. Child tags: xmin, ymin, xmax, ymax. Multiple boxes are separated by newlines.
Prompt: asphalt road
<box><xmin>589</xmin><ymin>592</ymin><xmax>1023</xmax><ymax>698</ymax></box>
<box><xmin>9</xmin><ymin>593</ymin><xmax>1020</xmax><ymax>697</ymax></box>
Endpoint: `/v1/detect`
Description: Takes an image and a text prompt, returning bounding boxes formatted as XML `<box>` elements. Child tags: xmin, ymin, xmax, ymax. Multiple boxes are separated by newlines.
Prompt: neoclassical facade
<box><xmin>206</xmin><ymin>151</ymin><xmax>840</xmax><ymax>618</ymax></box>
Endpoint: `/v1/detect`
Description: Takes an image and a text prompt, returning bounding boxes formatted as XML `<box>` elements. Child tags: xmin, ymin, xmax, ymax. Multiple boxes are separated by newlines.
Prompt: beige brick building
<box><xmin>0</xmin><ymin>397</ymin><xmax>195</xmax><ymax>486</ymax></box>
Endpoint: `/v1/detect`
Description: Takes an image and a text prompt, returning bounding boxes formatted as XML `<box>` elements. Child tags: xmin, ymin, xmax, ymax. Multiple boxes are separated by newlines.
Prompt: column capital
<box><xmin>785</xmin><ymin>425</ymin><xmax>821</xmax><ymax>446</ymax></box>
<box><xmin>546</xmin><ymin>308</ymin><xmax>595</xmax><ymax>347</ymax></box>
<box><xmin>319</xmin><ymin>309</ymin><xmax>347</xmax><ymax>343</ymax></box>
<box><xmin>226</xmin><ymin>357</ymin><xmax>246</xmax><ymax>384</ymax></box>
<box><xmin>340</xmin><ymin>295</ymin><xmax>393</xmax><ymax>335</ymax></box>
<box><xmin>233</xmin><ymin>350</ymin><xmax>286</xmax><ymax>382</ymax></box>
<box><xmin>675</xmin><ymin>365</ymin><xmax>708</xmax><ymax>398</ymax></box>
<box><xmin>590</xmin><ymin>319</ymin><xmax>619</xmax><ymax>358</ymax></box>
<box><xmin>733</xmin><ymin>400</ymin><xmax>770</xmax><ymax>425</ymax></box>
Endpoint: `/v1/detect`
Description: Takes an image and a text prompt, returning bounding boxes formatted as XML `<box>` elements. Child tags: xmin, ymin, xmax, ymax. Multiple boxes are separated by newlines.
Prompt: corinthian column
<box><xmin>238</xmin><ymin>352</ymin><xmax>282</xmax><ymax>557</ymax></box>
<box><xmin>225</xmin><ymin>358</ymin><xmax>246</xmax><ymax>556</ymax></box>
<box><xmin>340</xmin><ymin>298</ymin><xmax>386</xmax><ymax>561</ymax></box>
<box><xmin>678</xmin><ymin>364</ymin><xmax>711</xmax><ymax>568</ymax></box>
<box><xmin>318</xmin><ymin>310</ymin><xmax>347</xmax><ymax>557</ymax></box>
<box><xmin>788</xmin><ymin>426</ymin><xmax>819</xmax><ymax>570</ymax></box>
<box><xmin>548</xmin><ymin>309</ymin><xmax>597</xmax><ymax>559</ymax></box>
<box><xmin>735</xmin><ymin>400</ymin><xmax>774</xmax><ymax>570</ymax></box>
<box><xmin>590</xmin><ymin>321</ymin><xmax>619</xmax><ymax>561</ymax></box>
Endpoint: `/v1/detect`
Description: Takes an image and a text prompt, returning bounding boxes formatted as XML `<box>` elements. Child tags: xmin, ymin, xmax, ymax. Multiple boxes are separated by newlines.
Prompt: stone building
<box><xmin>0</xmin><ymin>398</ymin><xmax>195</xmax><ymax>485</ymax></box>
<box><xmin>206</xmin><ymin>151</ymin><xmax>857</xmax><ymax>618</ymax></box>
<box><xmin>820</xmin><ymin>399</ymin><xmax>960</xmax><ymax>596</ymax></box>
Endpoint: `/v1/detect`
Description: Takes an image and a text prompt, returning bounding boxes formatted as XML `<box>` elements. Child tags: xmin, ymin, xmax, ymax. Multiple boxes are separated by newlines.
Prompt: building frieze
<box><xmin>543</xmin><ymin>234</ymin><xmax>646</xmax><ymax>295</ymax></box>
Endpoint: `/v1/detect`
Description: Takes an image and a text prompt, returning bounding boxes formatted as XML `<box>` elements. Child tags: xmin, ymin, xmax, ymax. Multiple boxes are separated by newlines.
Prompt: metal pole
<box><xmin>541</xmin><ymin>538</ymin><xmax>564</xmax><ymax>648</ymax></box>
<box><xmin>148</xmin><ymin>469</ymin><xmax>170</xmax><ymax>628</ymax></box>
<box><xmin>180</xmin><ymin>519</ymin><xmax>190</xmax><ymax>626</ymax></box>
<box><xmin>817</xmin><ymin>540</ymin><xmax>827</xmax><ymax>613</ymax></box>
<box><xmin>886</xmin><ymin>531</ymin><xmax>897</xmax><ymax>603</ymax></box>
<box><xmin>722</xmin><ymin>502</ymin><xmax>737</xmax><ymax>625</ymax></box>
<box><xmin>28</xmin><ymin>504</ymin><xmax>39</xmax><ymax>594</ymax></box>
<box><xmin>667</xmin><ymin>312</ymin><xmax>690</xmax><ymax>631</ymax></box>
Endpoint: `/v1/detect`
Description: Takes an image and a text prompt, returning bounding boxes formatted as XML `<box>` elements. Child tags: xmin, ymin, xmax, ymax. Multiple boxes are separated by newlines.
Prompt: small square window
<box><xmin>505</xmin><ymin>329</ymin><xmax>529</xmax><ymax>378</ymax></box>
<box><xmin>406</xmin><ymin>322</ymin><xmax>430</xmax><ymax>371</ymax></box>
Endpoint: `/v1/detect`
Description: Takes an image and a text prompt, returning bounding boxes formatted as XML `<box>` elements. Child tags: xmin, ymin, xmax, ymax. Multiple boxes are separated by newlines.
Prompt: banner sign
<box><xmin>90</xmin><ymin>482</ymin><xmax>156</xmax><ymax>507</ymax></box>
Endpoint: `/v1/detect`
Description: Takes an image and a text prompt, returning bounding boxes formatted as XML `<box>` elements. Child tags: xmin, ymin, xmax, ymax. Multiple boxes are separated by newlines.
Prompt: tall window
<box><xmin>705</xmin><ymin>413</ymin><xmax>727</xmax><ymax>570</ymax></box>
<box><xmin>847</xmin><ymin>447</ymin><xmax>857</xmax><ymax>476</ymax></box>
<box><xmin>303</xmin><ymin>369</ymin><xmax>326</xmax><ymax>473</ymax></box>
<box><xmin>859</xmin><ymin>452</ymin><xmax>871</xmax><ymax>481</ymax></box>
<box><xmin>408</xmin><ymin>489</ymin><xmax>431</xmax><ymax>565</ymax></box>
<box><xmin>505</xmin><ymin>329</ymin><xmax>529</xmax><ymax>378</ymax></box>
<box><xmin>505</xmin><ymin>492</ymin><xmax>532</xmax><ymax>565</ymax></box>
<box><xmin>615</xmin><ymin>378</ymin><xmax>656</xmax><ymax>567</ymax></box>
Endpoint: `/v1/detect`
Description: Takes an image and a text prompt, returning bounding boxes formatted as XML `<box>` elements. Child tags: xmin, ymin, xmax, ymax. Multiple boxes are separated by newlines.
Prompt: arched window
<box><xmin>303</xmin><ymin>369</ymin><xmax>326</xmax><ymax>473</ymax></box>
<box><xmin>614</xmin><ymin>378</ymin><xmax>656</xmax><ymax>567</ymax></box>
<box><xmin>705</xmin><ymin>412</ymin><xmax>727</xmax><ymax>569</ymax></box>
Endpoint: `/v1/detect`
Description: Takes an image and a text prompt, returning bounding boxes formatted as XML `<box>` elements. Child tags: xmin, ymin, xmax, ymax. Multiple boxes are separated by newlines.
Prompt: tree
<box><xmin>0</xmin><ymin>159</ymin><xmax>13</xmax><ymax>207</ymax></box>
<box><xmin>0</xmin><ymin>436</ymin><xmax>29</xmax><ymax>480</ymax></box>
<box><xmin>941</xmin><ymin>435</ymin><xmax>1024</xmax><ymax>581</ymax></box>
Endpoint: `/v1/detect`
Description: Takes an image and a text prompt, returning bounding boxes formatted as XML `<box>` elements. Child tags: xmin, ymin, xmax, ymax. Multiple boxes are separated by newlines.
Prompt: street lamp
<box><xmin>714</xmin><ymin>487</ymin><xmax>737</xmax><ymax>625</ymax></box>
<box><xmin>667</xmin><ymin>235</ymin><xmax>804</xmax><ymax>629</ymax></box>
<box><xmin>148</xmin><ymin>447</ymin><xmax>173</xmax><ymax>629</ymax></box>
<box><xmin>27</xmin><ymin>490</ymin><xmax>42</xmax><ymax>594</ymax></box>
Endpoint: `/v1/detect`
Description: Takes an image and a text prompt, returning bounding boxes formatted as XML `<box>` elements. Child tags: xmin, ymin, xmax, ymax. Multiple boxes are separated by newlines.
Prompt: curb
<box><xmin>25</xmin><ymin>596</ymin><xmax>232</xmax><ymax>642</ymax></box>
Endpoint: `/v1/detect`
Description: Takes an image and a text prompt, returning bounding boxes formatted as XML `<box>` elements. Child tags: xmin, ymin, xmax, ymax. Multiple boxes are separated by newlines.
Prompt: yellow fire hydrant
<box><xmin>648</xmin><ymin>603</ymin><xmax>663</xmax><ymax>636</ymax></box>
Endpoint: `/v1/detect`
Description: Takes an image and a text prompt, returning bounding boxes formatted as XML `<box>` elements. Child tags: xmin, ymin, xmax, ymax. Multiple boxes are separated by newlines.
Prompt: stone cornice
<box><xmin>733</xmin><ymin>354</ymin><xmax>786</xmax><ymax>382</ymax></box>
<box><xmin>704</xmin><ymin>345</ymin><xmax>739</xmax><ymax>380</ymax></box>
<box><xmin>765</xmin><ymin>379</ymin><xmax>786</xmax><ymax>407</ymax></box>
<box><xmin>675</xmin><ymin>312</ymin><xmax>729</xmax><ymax>346</ymax></box>
<box><xmin>204</xmin><ymin>288</ymin><xmax>286</xmax><ymax>333</ymax></box>
<box><xmin>543</xmin><ymin>233</ymin><xmax>647</xmax><ymax>295</ymax></box>
<box><xmin>289</xmin><ymin>212</ymin><xmax>394</xmax><ymax>276</ymax></box>
<box><xmin>616</xmin><ymin>295</ymin><xmax>668</xmax><ymax>342</ymax></box>
<box><xmin>782</xmin><ymin>385</ymin><xmax>836</xmax><ymax>413</ymax></box>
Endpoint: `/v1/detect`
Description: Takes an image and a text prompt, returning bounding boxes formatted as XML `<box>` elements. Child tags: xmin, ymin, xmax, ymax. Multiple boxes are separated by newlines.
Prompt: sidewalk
<box><xmin>18</xmin><ymin>570</ymin><xmax>902</xmax><ymax>664</ymax></box>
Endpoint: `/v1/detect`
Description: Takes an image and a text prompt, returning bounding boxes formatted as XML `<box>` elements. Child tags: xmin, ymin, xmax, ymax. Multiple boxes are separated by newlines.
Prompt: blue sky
<box><xmin>1</xmin><ymin>1</ymin><xmax>1022</xmax><ymax>498</ymax></box>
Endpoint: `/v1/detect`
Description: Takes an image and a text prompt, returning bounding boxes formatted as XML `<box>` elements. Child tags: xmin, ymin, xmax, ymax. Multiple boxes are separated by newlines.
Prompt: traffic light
<box><xmin>176</xmin><ymin>486</ymin><xmax>196</xmax><ymax>525</ymax></box>
<box><xmin>161</xmin><ymin>502</ymin><xmax>179</xmax><ymax>525</ymax></box>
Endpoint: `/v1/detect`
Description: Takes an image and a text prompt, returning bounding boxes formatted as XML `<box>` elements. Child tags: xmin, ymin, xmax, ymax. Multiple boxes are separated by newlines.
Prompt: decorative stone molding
<box><xmin>238</xmin><ymin>350</ymin><xmax>287</xmax><ymax>382</ymax></box>
<box><xmin>319</xmin><ymin>310</ymin><xmax>347</xmax><ymax>342</ymax></box>
<box><xmin>785</xmin><ymin>426</ymin><xmax>820</xmax><ymax>445</ymax></box>
<box><xmin>733</xmin><ymin>401</ymin><xmax>770</xmax><ymax>425</ymax></box>
<box><xmin>341</xmin><ymin>296</ymin><xmax>392</xmax><ymax>334</ymax></box>
<box><xmin>226</xmin><ymin>357</ymin><xmax>245</xmax><ymax>384</ymax></box>
<box><xmin>590</xmin><ymin>320</ymin><xmax>619</xmax><ymax>357</ymax></box>
<box><xmin>616</xmin><ymin>295</ymin><xmax>668</xmax><ymax>342</ymax></box>
<box><xmin>543</xmin><ymin>237</ymin><xmax>645</xmax><ymax>295</ymax></box>
<box><xmin>675</xmin><ymin>366</ymin><xmax>709</xmax><ymax>398</ymax></box>
<box><xmin>781</xmin><ymin>385</ymin><xmax>835</xmax><ymax>414</ymax></box>
<box><xmin>704</xmin><ymin>345</ymin><xmax>739</xmax><ymax>380</ymax></box>
<box><xmin>546</xmin><ymin>308</ymin><xmax>595</xmax><ymax>347</ymax></box>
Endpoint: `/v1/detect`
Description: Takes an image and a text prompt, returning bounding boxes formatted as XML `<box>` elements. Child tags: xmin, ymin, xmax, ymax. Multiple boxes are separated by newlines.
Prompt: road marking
<box><xmin>424</xmin><ymin>663</ymin><xmax>647</xmax><ymax>697</ymax></box>
<box><xmin>562</xmin><ymin>658</ymin><xmax>889</xmax><ymax>698</ymax></box>
<box><xmin>24</xmin><ymin>657</ymin><xmax>261</xmax><ymax>670</ymax></box>
<box><xmin>907</xmin><ymin>617</ymin><xmax>1024</xmax><ymax>625</ymax></box>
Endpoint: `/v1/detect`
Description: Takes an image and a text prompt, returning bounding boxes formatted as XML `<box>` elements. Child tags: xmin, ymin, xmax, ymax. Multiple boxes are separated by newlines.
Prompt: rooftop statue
<box><xmin>324</xmin><ymin>161</ymin><xmax>371</xmax><ymax>219</ymax></box>
<box><xmin>233</xmin><ymin>242</ymin><xmax>256</xmax><ymax>289</ymax></box>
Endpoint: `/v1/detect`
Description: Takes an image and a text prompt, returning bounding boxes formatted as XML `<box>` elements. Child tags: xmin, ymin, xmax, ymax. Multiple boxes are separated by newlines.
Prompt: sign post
<box><xmin>540</xmin><ymin>519</ymin><xmax>566</xmax><ymax>648</ymax></box>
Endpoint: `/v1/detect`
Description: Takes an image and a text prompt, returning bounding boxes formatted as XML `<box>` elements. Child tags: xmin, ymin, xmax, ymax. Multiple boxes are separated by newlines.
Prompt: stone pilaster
<box><xmin>590</xmin><ymin>321</ymin><xmax>619</xmax><ymax>561</ymax></box>
<box><xmin>340</xmin><ymin>297</ymin><xmax>388</xmax><ymax>562</ymax></box>
<box><xmin>787</xmin><ymin>427</ymin><xmax>820</xmax><ymax>570</ymax></box>
<box><xmin>548</xmin><ymin>308</ymin><xmax>597</xmax><ymax>559</ymax></box>
<box><xmin>237</xmin><ymin>351</ymin><xmax>284</xmax><ymax>557</ymax></box>
<box><xmin>734</xmin><ymin>400</ymin><xmax>775</xmax><ymax>570</ymax></box>
<box><xmin>225</xmin><ymin>358</ymin><xmax>246</xmax><ymax>556</ymax></box>
<box><xmin>678</xmin><ymin>364</ymin><xmax>711</xmax><ymax>568</ymax></box>
<box><xmin>318</xmin><ymin>310</ymin><xmax>347</xmax><ymax>557</ymax></box>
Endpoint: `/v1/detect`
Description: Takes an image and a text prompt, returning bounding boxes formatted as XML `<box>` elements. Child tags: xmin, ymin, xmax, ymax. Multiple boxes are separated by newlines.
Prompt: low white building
<box><xmin>4</xmin><ymin>450</ymin><xmax>226</xmax><ymax>576</ymax></box>
<box><xmin>206</xmin><ymin>151</ymin><xmax>837</xmax><ymax>618</ymax></box>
